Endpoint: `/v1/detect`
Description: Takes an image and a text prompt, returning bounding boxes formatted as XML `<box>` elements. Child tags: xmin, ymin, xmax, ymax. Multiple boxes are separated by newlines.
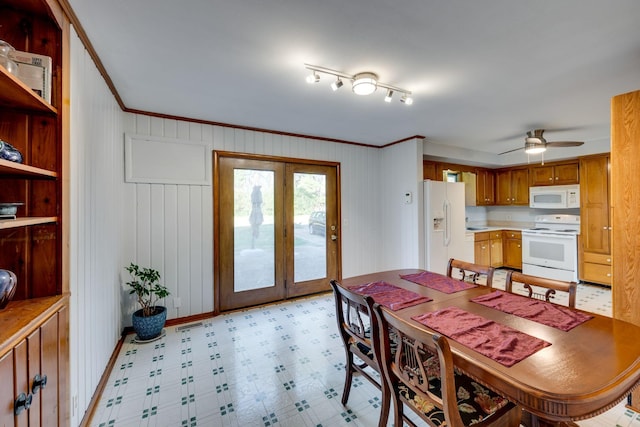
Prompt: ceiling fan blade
<box><xmin>546</xmin><ymin>141</ymin><xmax>584</xmax><ymax>147</ymax></box>
<box><xmin>498</xmin><ymin>146</ymin><xmax>525</xmax><ymax>155</ymax></box>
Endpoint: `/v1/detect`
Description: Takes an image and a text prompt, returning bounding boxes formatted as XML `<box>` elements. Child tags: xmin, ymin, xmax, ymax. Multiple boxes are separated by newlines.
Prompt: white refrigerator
<box><xmin>424</xmin><ymin>180</ymin><xmax>467</xmax><ymax>274</ymax></box>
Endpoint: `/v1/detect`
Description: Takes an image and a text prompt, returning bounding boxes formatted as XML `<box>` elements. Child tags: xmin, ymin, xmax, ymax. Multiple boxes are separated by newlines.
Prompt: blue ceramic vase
<box><xmin>0</xmin><ymin>140</ymin><xmax>23</xmax><ymax>163</ymax></box>
<box><xmin>0</xmin><ymin>269</ymin><xmax>17</xmax><ymax>309</ymax></box>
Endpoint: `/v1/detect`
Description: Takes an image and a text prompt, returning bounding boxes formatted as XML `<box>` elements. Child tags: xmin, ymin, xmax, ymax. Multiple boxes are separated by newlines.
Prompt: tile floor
<box><xmin>90</xmin><ymin>272</ymin><xmax>639</xmax><ymax>426</ymax></box>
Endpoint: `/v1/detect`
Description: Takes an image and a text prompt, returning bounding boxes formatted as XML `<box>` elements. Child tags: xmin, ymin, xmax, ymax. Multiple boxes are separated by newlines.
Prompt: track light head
<box><xmin>306</xmin><ymin>71</ymin><xmax>320</xmax><ymax>84</ymax></box>
<box><xmin>331</xmin><ymin>78</ymin><xmax>343</xmax><ymax>91</ymax></box>
<box><xmin>384</xmin><ymin>89</ymin><xmax>393</xmax><ymax>103</ymax></box>
<box><xmin>400</xmin><ymin>94</ymin><xmax>413</xmax><ymax>105</ymax></box>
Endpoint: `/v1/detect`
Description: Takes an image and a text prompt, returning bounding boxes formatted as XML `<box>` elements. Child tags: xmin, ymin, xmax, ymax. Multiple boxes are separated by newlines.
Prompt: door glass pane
<box><xmin>234</xmin><ymin>169</ymin><xmax>274</xmax><ymax>291</ymax></box>
<box><xmin>293</xmin><ymin>173</ymin><xmax>326</xmax><ymax>282</ymax></box>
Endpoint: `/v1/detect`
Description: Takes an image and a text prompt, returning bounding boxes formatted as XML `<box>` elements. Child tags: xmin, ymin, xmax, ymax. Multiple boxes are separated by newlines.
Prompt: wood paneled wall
<box><xmin>69</xmin><ymin>27</ymin><xmax>125</xmax><ymax>426</ymax></box>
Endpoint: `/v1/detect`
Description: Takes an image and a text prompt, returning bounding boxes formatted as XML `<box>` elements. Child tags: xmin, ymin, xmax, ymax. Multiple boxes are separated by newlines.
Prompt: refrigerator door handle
<box><xmin>444</xmin><ymin>200</ymin><xmax>451</xmax><ymax>247</ymax></box>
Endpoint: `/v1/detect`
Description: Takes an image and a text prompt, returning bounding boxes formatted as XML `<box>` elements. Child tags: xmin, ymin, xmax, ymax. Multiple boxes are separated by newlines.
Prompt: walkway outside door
<box><xmin>215</xmin><ymin>152</ymin><xmax>341</xmax><ymax>311</ymax></box>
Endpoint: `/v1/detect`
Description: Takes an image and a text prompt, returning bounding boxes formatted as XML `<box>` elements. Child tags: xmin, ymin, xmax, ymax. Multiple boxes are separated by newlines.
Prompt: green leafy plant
<box><xmin>125</xmin><ymin>263</ymin><xmax>170</xmax><ymax>317</ymax></box>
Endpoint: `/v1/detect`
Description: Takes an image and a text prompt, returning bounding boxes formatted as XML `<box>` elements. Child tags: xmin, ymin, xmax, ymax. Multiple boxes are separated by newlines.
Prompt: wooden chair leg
<box><xmin>341</xmin><ymin>351</ymin><xmax>354</xmax><ymax>405</ymax></box>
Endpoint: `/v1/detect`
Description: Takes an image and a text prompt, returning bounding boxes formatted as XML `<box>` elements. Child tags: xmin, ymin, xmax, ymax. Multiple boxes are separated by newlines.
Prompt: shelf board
<box><xmin>0</xmin><ymin>66</ymin><xmax>57</xmax><ymax>114</ymax></box>
<box><xmin>0</xmin><ymin>159</ymin><xmax>57</xmax><ymax>178</ymax></box>
<box><xmin>0</xmin><ymin>217</ymin><xmax>57</xmax><ymax>229</ymax></box>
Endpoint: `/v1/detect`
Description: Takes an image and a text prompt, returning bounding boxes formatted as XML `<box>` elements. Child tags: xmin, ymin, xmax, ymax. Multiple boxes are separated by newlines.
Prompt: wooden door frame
<box><xmin>213</xmin><ymin>150</ymin><xmax>342</xmax><ymax>314</ymax></box>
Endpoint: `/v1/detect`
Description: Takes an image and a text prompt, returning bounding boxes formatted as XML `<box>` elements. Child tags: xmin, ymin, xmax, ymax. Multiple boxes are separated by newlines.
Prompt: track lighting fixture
<box><xmin>304</xmin><ymin>63</ymin><xmax>413</xmax><ymax>105</ymax></box>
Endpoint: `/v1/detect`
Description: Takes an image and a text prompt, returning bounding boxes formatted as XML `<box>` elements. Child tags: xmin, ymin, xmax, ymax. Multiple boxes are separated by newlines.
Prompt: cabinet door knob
<box><xmin>14</xmin><ymin>392</ymin><xmax>32</xmax><ymax>415</ymax></box>
<box><xmin>32</xmin><ymin>374</ymin><xmax>48</xmax><ymax>394</ymax></box>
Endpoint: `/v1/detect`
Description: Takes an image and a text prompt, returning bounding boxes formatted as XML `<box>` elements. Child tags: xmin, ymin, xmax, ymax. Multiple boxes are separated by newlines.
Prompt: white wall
<box><xmin>121</xmin><ymin>118</ymin><xmax>390</xmax><ymax>321</ymax></box>
<box><xmin>378</xmin><ymin>138</ymin><xmax>424</xmax><ymax>270</ymax></box>
<box><xmin>69</xmin><ymin>27</ymin><xmax>126</xmax><ymax>425</ymax></box>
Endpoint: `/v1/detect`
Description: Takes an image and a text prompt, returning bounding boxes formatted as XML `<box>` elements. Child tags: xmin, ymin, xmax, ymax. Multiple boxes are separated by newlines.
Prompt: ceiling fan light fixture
<box><xmin>331</xmin><ymin>77</ymin><xmax>343</xmax><ymax>91</ymax></box>
<box><xmin>384</xmin><ymin>89</ymin><xmax>393</xmax><ymax>103</ymax></box>
<box><xmin>400</xmin><ymin>94</ymin><xmax>413</xmax><ymax>105</ymax></box>
<box><xmin>525</xmin><ymin>141</ymin><xmax>547</xmax><ymax>154</ymax></box>
<box><xmin>352</xmin><ymin>72</ymin><xmax>378</xmax><ymax>95</ymax></box>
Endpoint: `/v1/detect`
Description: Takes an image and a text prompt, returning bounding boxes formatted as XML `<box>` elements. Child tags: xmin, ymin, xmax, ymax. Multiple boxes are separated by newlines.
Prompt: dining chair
<box><xmin>505</xmin><ymin>270</ymin><xmax>577</xmax><ymax>308</ymax></box>
<box><xmin>329</xmin><ymin>280</ymin><xmax>391</xmax><ymax>426</ymax></box>
<box><xmin>366</xmin><ymin>295</ymin><xmax>522</xmax><ymax>427</ymax></box>
<box><xmin>446</xmin><ymin>258</ymin><xmax>495</xmax><ymax>288</ymax></box>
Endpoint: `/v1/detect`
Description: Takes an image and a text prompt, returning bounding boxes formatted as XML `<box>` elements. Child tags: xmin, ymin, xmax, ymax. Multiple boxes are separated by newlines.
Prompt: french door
<box><xmin>215</xmin><ymin>152</ymin><xmax>340</xmax><ymax>311</ymax></box>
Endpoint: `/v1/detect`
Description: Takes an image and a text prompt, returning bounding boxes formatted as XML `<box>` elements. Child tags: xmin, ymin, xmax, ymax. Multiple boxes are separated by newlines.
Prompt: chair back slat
<box><xmin>447</xmin><ymin>258</ymin><xmax>495</xmax><ymax>288</ymax></box>
<box><xmin>505</xmin><ymin>271</ymin><xmax>577</xmax><ymax>308</ymax></box>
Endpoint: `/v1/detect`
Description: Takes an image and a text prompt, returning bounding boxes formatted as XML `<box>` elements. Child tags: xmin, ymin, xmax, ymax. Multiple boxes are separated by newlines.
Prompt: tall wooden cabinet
<box><xmin>579</xmin><ymin>154</ymin><xmax>611</xmax><ymax>286</ymax></box>
<box><xmin>611</xmin><ymin>90</ymin><xmax>640</xmax><ymax>326</ymax></box>
<box><xmin>0</xmin><ymin>1</ymin><xmax>69</xmax><ymax>425</ymax></box>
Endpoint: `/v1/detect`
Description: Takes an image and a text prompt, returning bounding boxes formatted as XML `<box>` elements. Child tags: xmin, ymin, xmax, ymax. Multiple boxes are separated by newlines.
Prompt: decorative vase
<box><xmin>0</xmin><ymin>140</ymin><xmax>23</xmax><ymax>163</ymax></box>
<box><xmin>131</xmin><ymin>306</ymin><xmax>167</xmax><ymax>341</ymax></box>
<box><xmin>0</xmin><ymin>269</ymin><xmax>17</xmax><ymax>309</ymax></box>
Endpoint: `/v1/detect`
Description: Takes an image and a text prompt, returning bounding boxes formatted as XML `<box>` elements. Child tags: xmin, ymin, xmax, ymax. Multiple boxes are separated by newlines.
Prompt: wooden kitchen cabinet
<box><xmin>530</xmin><ymin>160</ymin><xmax>579</xmax><ymax>186</ymax></box>
<box><xmin>0</xmin><ymin>1</ymin><xmax>69</xmax><ymax>425</ymax></box>
<box><xmin>579</xmin><ymin>154</ymin><xmax>611</xmax><ymax>286</ymax></box>
<box><xmin>476</xmin><ymin>169</ymin><xmax>495</xmax><ymax>205</ymax></box>
<box><xmin>503</xmin><ymin>231</ymin><xmax>522</xmax><ymax>269</ymax></box>
<box><xmin>489</xmin><ymin>231</ymin><xmax>503</xmax><ymax>267</ymax></box>
<box><xmin>495</xmin><ymin>167</ymin><xmax>529</xmax><ymax>205</ymax></box>
<box><xmin>474</xmin><ymin>232</ymin><xmax>491</xmax><ymax>266</ymax></box>
<box><xmin>423</xmin><ymin>160</ymin><xmax>438</xmax><ymax>181</ymax></box>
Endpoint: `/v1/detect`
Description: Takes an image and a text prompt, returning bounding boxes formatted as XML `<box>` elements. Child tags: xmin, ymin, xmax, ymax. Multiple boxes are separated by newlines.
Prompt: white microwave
<box><xmin>529</xmin><ymin>184</ymin><xmax>580</xmax><ymax>209</ymax></box>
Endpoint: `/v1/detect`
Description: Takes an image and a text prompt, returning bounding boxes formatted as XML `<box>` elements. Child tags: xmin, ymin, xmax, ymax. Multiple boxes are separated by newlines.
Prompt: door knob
<box><xmin>331</xmin><ymin>235</ymin><xmax>337</xmax><ymax>241</ymax></box>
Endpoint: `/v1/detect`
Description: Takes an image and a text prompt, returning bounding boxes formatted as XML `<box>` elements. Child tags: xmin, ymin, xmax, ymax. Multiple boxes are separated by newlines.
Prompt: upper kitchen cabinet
<box><xmin>530</xmin><ymin>160</ymin><xmax>579</xmax><ymax>186</ymax></box>
<box><xmin>475</xmin><ymin>169</ymin><xmax>495</xmax><ymax>205</ymax></box>
<box><xmin>495</xmin><ymin>167</ymin><xmax>529</xmax><ymax>205</ymax></box>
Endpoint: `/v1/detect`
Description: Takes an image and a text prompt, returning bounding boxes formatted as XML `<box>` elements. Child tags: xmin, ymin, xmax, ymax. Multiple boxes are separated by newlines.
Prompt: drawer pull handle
<box><xmin>606</xmin><ymin>258</ymin><xmax>611</xmax><ymax>262</ymax></box>
<box><xmin>14</xmin><ymin>392</ymin><xmax>32</xmax><ymax>415</ymax></box>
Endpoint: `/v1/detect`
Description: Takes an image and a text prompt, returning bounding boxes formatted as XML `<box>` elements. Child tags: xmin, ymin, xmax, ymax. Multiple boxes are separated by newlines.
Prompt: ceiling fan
<box><xmin>499</xmin><ymin>129</ymin><xmax>584</xmax><ymax>155</ymax></box>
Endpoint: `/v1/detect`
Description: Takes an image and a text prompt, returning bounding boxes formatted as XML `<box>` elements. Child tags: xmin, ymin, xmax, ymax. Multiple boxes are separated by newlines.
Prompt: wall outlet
<box><xmin>173</xmin><ymin>297</ymin><xmax>181</xmax><ymax>309</ymax></box>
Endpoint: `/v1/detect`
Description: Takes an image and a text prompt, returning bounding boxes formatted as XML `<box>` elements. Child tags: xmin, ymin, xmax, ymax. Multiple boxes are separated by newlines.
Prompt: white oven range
<box><xmin>521</xmin><ymin>214</ymin><xmax>580</xmax><ymax>282</ymax></box>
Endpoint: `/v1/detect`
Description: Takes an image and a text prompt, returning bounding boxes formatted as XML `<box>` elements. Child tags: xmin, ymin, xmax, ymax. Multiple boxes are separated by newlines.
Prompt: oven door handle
<box><xmin>522</xmin><ymin>232</ymin><xmax>577</xmax><ymax>240</ymax></box>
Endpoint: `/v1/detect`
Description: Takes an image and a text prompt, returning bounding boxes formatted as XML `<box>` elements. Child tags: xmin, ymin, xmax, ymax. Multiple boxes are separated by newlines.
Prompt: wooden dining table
<box><xmin>338</xmin><ymin>269</ymin><xmax>640</xmax><ymax>427</ymax></box>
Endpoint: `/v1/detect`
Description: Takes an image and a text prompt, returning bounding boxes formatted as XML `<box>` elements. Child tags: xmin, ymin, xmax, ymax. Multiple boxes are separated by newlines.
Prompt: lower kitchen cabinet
<box><xmin>0</xmin><ymin>297</ymin><xmax>67</xmax><ymax>427</ymax></box>
<box><xmin>582</xmin><ymin>252</ymin><xmax>612</xmax><ymax>285</ymax></box>
<box><xmin>489</xmin><ymin>231</ymin><xmax>503</xmax><ymax>267</ymax></box>
<box><xmin>474</xmin><ymin>232</ymin><xmax>491</xmax><ymax>266</ymax></box>
<box><xmin>503</xmin><ymin>231</ymin><xmax>522</xmax><ymax>269</ymax></box>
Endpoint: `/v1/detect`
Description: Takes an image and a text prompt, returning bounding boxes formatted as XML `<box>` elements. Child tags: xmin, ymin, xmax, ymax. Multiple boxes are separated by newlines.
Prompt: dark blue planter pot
<box><xmin>132</xmin><ymin>306</ymin><xmax>167</xmax><ymax>341</ymax></box>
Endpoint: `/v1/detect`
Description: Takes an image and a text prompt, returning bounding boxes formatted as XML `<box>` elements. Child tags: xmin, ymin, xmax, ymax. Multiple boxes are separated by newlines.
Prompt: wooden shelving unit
<box><xmin>0</xmin><ymin>0</ymin><xmax>70</xmax><ymax>424</ymax></box>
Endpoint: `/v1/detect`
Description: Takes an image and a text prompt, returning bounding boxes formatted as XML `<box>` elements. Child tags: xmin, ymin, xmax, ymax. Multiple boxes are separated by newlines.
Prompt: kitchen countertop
<box><xmin>465</xmin><ymin>224</ymin><xmax>530</xmax><ymax>233</ymax></box>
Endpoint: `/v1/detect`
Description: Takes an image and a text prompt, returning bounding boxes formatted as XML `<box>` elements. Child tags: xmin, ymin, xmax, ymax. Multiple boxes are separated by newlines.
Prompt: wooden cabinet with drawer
<box><xmin>474</xmin><ymin>232</ymin><xmax>491</xmax><ymax>266</ymax></box>
<box><xmin>581</xmin><ymin>252</ymin><xmax>612</xmax><ymax>286</ymax></box>
<box><xmin>503</xmin><ymin>231</ymin><xmax>522</xmax><ymax>269</ymax></box>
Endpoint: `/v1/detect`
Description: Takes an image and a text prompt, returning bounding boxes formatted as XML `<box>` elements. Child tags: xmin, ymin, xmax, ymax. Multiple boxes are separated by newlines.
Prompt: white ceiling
<box><xmin>68</xmin><ymin>0</ymin><xmax>640</xmax><ymax>161</ymax></box>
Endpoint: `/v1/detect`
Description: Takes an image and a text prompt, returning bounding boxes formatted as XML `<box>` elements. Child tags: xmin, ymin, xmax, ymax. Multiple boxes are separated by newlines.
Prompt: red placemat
<box><xmin>400</xmin><ymin>271</ymin><xmax>477</xmax><ymax>294</ymax></box>
<box><xmin>349</xmin><ymin>281</ymin><xmax>432</xmax><ymax>311</ymax></box>
<box><xmin>471</xmin><ymin>290</ymin><xmax>593</xmax><ymax>332</ymax></box>
<box><xmin>412</xmin><ymin>306</ymin><xmax>550</xmax><ymax>367</ymax></box>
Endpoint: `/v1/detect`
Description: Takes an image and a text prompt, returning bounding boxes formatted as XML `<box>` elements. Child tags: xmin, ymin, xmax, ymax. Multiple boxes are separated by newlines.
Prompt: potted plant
<box><xmin>125</xmin><ymin>262</ymin><xmax>170</xmax><ymax>341</ymax></box>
